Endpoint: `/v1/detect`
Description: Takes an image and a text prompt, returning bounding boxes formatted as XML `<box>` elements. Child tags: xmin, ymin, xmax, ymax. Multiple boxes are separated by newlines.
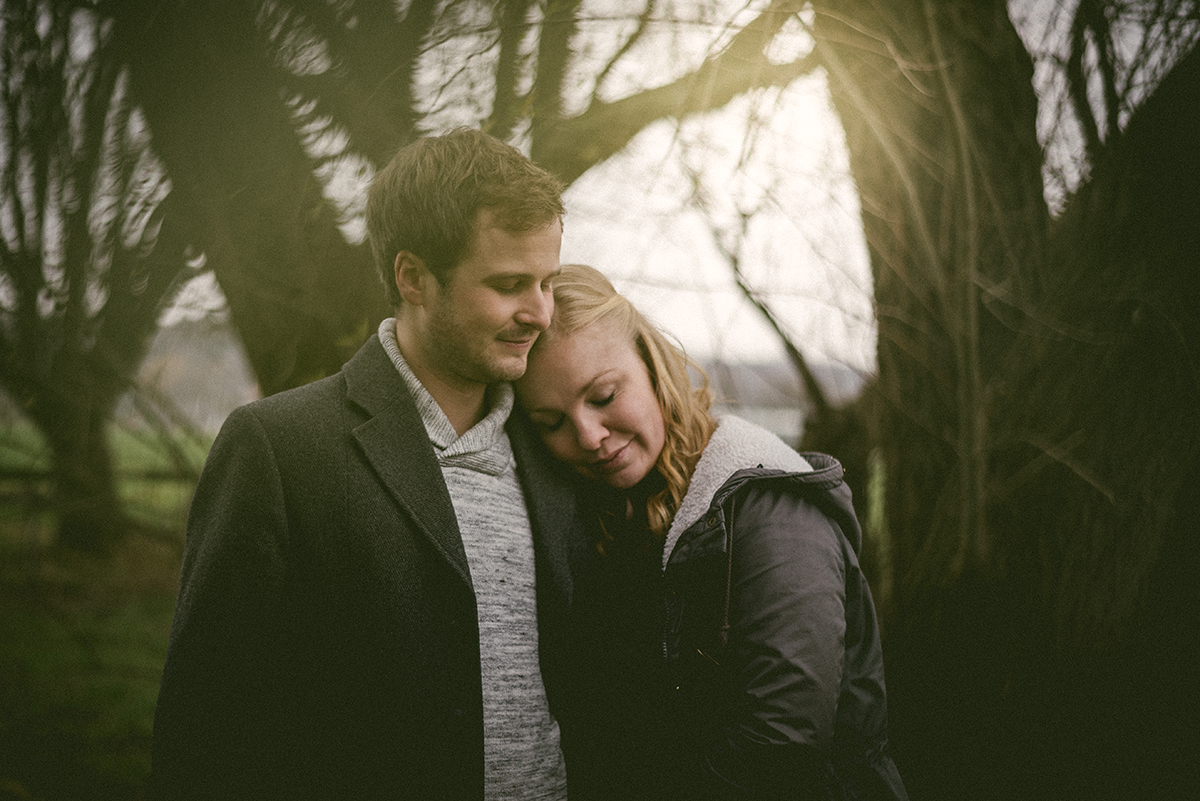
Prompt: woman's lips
<box><xmin>591</xmin><ymin>442</ymin><xmax>629</xmax><ymax>472</ymax></box>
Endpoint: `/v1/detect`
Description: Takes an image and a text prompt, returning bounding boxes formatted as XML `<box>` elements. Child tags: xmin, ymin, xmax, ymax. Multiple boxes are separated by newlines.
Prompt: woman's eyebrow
<box><xmin>522</xmin><ymin>369</ymin><xmax>617</xmax><ymax>414</ymax></box>
<box><xmin>583</xmin><ymin>369</ymin><xmax>620</xmax><ymax>392</ymax></box>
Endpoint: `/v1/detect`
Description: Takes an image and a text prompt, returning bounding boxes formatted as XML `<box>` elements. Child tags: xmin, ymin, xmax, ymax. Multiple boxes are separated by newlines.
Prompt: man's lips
<box><xmin>498</xmin><ymin>335</ymin><xmax>535</xmax><ymax>350</ymax></box>
<box><xmin>498</xmin><ymin>329</ymin><xmax>541</xmax><ymax>349</ymax></box>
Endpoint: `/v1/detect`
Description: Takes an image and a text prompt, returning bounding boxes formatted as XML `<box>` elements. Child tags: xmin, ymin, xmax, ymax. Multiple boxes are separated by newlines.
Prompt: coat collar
<box><xmin>345</xmin><ymin>335</ymin><xmax>471</xmax><ymax>587</ymax></box>
<box><xmin>342</xmin><ymin>335</ymin><xmax>577</xmax><ymax>604</ymax></box>
<box><xmin>664</xmin><ymin>414</ymin><xmax>814</xmax><ymax>566</ymax></box>
<box><xmin>508</xmin><ymin>412</ymin><xmax>579</xmax><ymax>607</ymax></box>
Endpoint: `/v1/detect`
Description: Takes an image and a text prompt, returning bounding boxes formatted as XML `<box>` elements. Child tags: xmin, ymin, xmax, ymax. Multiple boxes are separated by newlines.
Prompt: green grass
<box><xmin>0</xmin><ymin>524</ymin><xmax>183</xmax><ymax>801</ymax></box>
<box><xmin>0</xmin><ymin>419</ymin><xmax>199</xmax><ymax>800</ymax></box>
<box><xmin>1</xmin><ymin>419</ymin><xmax>210</xmax><ymax>532</ymax></box>
<box><xmin>109</xmin><ymin>425</ymin><xmax>212</xmax><ymax>476</ymax></box>
<box><xmin>0</xmin><ymin>420</ymin><xmax>51</xmax><ymax>474</ymax></box>
<box><xmin>1</xmin><ymin>417</ymin><xmax>211</xmax><ymax>472</ymax></box>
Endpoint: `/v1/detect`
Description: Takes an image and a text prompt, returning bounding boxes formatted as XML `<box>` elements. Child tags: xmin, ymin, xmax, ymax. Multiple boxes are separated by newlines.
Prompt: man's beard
<box><xmin>424</xmin><ymin>307</ymin><xmax>535</xmax><ymax>386</ymax></box>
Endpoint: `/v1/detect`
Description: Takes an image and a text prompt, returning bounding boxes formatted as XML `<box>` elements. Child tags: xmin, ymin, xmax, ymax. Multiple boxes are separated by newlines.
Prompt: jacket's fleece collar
<box><xmin>664</xmin><ymin>414</ymin><xmax>812</xmax><ymax>568</ymax></box>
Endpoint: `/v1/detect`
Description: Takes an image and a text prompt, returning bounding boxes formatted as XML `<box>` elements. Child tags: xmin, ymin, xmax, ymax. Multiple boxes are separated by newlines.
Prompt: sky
<box><xmin>156</xmin><ymin>0</ymin><xmax>1095</xmax><ymax>381</ymax></box>
<box><xmin>163</xmin><ymin>60</ymin><xmax>876</xmax><ymax>377</ymax></box>
<box><xmin>95</xmin><ymin>1</ymin><xmax>1200</xmax><ymax>384</ymax></box>
<box><xmin>558</xmin><ymin>78</ymin><xmax>875</xmax><ymax>373</ymax></box>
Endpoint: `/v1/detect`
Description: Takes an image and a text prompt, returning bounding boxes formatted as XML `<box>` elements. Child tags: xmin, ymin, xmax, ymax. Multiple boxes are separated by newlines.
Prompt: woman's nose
<box><xmin>575</xmin><ymin>415</ymin><xmax>607</xmax><ymax>451</ymax></box>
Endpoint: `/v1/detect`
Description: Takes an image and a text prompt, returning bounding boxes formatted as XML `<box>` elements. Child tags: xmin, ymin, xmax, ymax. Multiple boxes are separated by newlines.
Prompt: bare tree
<box><xmin>109</xmin><ymin>0</ymin><xmax>824</xmax><ymax>395</ymax></box>
<box><xmin>802</xmin><ymin>1</ymin><xmax>1200</xmax><ymax>797</ymax></box>
<box><xmin>0</xmin><ymin>0</ymin><xmax>189</xmax><ymax>550</ymax></box>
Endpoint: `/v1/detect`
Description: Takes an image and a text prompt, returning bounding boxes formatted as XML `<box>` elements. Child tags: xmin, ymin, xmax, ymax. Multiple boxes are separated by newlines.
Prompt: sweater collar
<box><xmin>378</xmin><ymin>318</ymin><xmax>514</xmax><ymax>476</ymax></box>
<box><xmin>663</xmin><ymin>414</ymin><xmax>812</xmax><ymax>568</ymax></box>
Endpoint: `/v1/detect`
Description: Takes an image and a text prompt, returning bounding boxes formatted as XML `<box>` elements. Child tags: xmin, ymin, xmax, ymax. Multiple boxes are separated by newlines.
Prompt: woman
<box><xmin>516</xmin><ymin>265</ymin><xmax>907</xmax><ymax>801</ymax></box>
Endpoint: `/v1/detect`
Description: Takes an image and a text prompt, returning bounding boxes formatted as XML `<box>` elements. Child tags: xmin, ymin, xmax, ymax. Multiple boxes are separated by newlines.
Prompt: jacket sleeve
<box><xmin>148</xmin><ymin>405</ymin><xmax>299</xmax><ymax>800</ymax></box>
<box><xmin>694</xmin><ymin>483</ymin><xmax>848</xmax><ymax>799</ymax></box>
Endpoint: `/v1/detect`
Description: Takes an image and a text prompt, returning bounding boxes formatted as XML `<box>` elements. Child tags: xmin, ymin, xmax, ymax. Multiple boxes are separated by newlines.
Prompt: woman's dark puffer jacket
<box><xmin>563</xmin><ymin>415</ymin><xmax>907</xmax><ymax>801</ymax></box>
<box><xmin>661</xmin><ymin>416</ymin><xmax>907</xmax><ymax>800</ymax></box>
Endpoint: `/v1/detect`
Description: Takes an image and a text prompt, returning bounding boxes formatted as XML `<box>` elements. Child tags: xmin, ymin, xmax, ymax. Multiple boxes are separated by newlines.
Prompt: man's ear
<box><xmin>394</xmin><ymin>251</ymin><xmax>430</xmax><ymax>306</ymax></box>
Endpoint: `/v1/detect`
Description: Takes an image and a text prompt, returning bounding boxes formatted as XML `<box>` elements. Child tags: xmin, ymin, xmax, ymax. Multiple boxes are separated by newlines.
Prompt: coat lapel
<box><xmin>344</xmin><ymin>337</ymin><xmax>472</xmax><ymax>588</ymax></box>
<box><xmin>508</xmin><ymin>413</ymin><xmax>580</xmax><ymax>605</ymax></box>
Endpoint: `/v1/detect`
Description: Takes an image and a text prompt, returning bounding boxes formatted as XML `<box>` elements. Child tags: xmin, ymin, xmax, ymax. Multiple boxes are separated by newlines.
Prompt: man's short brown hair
<box><xmin>366</xmin><ymin>128</ymin><xmax>565</xmax><ymax>308</ymax></box>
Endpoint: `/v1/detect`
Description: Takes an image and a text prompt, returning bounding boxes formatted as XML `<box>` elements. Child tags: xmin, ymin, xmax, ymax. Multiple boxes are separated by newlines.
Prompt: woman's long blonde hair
<box><xmin>539</xmin><ymin>264</ymin><xmax>716</xmax><ymax>541</ymax></box>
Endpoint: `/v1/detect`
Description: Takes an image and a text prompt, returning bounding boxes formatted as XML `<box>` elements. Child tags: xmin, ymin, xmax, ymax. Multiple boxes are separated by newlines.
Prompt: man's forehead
<box><xmin>474</xmin><ymin>206</ymin><xmax>562</xmax><ymax>233</ymax></box>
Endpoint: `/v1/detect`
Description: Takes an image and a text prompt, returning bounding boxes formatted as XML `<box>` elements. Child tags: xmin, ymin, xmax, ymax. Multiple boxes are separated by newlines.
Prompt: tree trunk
<box><xmin>18</xmin><ymin>353</ymin><xmax>126</xmax><ymax>551</ymax></box>
<box><xmin>813</xmin><ymin>0</ymin><xmax>1200</xmax><ymax>796</ymax></box>
<box><xmin>814</xmin><ymin>0</ymin><xmax>1047</xmax><ymax>590</ymax></box>
<box><xmin>112</xmin><ymin>0</ymin><xmax>389</xmax><ymax>396</ymax></box>
<box><xmin>810</xmin><ymin>1</ymin><xmax>1053</xmax><ymax>797</ymax></box>
<box><xmin>41</xmin><ymin>405</ymin><xmax>125</xmax><ymax>552</ymax></box>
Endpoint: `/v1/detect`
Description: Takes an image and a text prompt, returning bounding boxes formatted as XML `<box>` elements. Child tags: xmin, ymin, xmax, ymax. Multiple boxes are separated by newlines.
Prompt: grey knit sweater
<box><xmin>380</xmin><ymin>319</ymin><xmax>567</xmax><ymax>800</ymax></box>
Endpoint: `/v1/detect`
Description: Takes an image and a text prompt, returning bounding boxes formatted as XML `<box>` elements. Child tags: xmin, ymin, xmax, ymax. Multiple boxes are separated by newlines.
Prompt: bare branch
<box><xmin>1085</xmin><ymin>0</ymin><xmax>1122</xmax><ymax>140</ymax></box>
<box><xmin>681</xmin><ymin>157</ymin><xmax>833</xmax><ymax>421</ymax></box>
<box><xmin>593</xmin><ymin>0</ymin><xmax>657</xmax><ymax>98</ymax></box>
<box><xmin>1068</xmin><ymin>0</ymin><xmax>1106</xmax><ymax>157</ymax></box>
<box><xmin>489</xmin><ymin>0</ymin><xmax>535</xmax><ymax>141</ymax></box>
<box><xmin>532</xmin><ymin>0</ymin><xmax>583</xmax><ymax>130</ymax></box>
<box><xmin>533</xmin><ymin>0</ymin><xmax>816</xmax><ymax>182</ymax></box>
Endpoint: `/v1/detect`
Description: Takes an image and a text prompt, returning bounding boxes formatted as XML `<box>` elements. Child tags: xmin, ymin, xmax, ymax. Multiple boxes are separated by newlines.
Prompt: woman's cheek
<box><xmin>545</xmin><ymin>432</ymin><xmax>580</xmax><ymax>466</ymax></box>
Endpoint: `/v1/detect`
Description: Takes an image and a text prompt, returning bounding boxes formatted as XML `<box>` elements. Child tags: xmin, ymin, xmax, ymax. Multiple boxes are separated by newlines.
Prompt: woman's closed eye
<box><xmin>533</xmin><ymin>414</ymin><xmax>565</xmax><ymax>433</ymax></box>
<box><xmin>590</xmin><ymin>391</ymin><xmax>616</xmax><ymax>408</ymax></box>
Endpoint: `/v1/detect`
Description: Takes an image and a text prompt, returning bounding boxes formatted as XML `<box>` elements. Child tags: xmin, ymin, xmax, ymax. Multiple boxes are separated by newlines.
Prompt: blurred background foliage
<box><xmin>1</xmin><ymin>0</ymin><xmax>1198</xmax><ymax>798</ymax></box>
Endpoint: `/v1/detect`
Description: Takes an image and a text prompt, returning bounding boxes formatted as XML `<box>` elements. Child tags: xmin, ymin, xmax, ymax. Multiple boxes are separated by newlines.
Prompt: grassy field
<box><xmin>0</xmin><ymin>423</ymin><xmax>199</xmax><ymax>801</ymax></box>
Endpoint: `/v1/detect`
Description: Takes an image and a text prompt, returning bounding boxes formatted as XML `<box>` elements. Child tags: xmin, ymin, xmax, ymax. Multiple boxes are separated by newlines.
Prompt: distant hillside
<box><xmin>702</xmin><ymin>358</ymin><xmax>868</xmax><ymax>446</ymax></box>
<box><xmin>2</xmin><ymin>319</ymin><xmax>868</xmax><ymax>441</ymax></box>
<box><xmin>133</xmin><ymin>322</ymin><xmax>870</xmax><ymax>440</ymax></box>
<box><xmin>119</xmin><ymin>318</ymin><xmax>260</xmax><ymax>433</ymax></box>
<box><xmin>702</xmin><ymin>358</ymin><xmax>866</xmax><ymax>409</ymax></box>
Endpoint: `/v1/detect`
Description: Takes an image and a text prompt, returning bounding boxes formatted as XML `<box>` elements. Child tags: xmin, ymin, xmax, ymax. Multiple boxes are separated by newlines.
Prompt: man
<box><xmin>150</xmin><ymin>128</ymin><xmax>581</xmax><ymax>799</ymax></box>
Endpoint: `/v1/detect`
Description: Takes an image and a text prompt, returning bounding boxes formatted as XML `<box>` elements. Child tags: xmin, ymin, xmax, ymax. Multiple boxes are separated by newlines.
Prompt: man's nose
<box><xmin>517</xmin><ymin>284</ymin><xmax>553</xmax><ymax>331</ymax></box>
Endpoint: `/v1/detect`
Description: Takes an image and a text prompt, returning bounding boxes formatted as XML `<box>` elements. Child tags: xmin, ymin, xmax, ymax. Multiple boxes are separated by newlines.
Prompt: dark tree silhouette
<box><xmin>110</xmin><ymin>0</ymin><xmax>822</xmax><ymax>395</ymax></box>
<box><xmin>0</xmin><ymin>1</ymin><xmax>189</xmax><ymax>550</ymax></box>
<box><xmin>804</xmin><ymin>2</ymin><xmax>1200</xmax><ymax>797</ymax></box>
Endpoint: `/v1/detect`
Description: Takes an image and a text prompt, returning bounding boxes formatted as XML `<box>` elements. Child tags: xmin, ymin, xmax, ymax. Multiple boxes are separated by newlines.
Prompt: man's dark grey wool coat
<box><xmin>149</xmin><ymin>334</ymin><xmax>584</xmax><ymax>800</ymax></box>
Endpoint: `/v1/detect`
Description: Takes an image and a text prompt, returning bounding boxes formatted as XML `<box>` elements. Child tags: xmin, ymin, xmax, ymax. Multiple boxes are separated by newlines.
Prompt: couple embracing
<box><xmin>149</xmin><ymin>128</ymin><xmax>906</xmax><ymax>801</ymax></box>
